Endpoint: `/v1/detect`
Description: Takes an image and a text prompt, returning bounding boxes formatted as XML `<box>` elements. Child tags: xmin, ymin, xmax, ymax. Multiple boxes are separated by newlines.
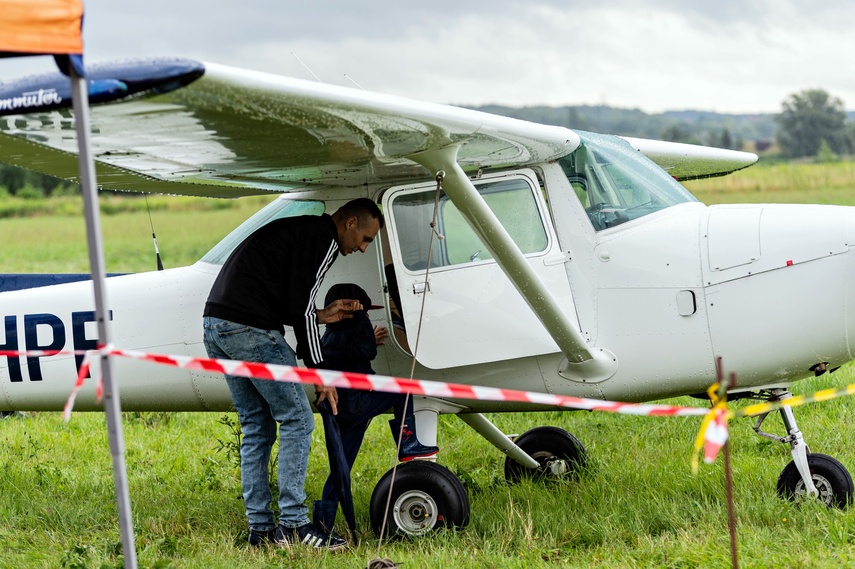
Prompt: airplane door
<box><xmin>382</xmin><ymin>170</ymin><xmax>578</xmax><ymax>369</ymax></box>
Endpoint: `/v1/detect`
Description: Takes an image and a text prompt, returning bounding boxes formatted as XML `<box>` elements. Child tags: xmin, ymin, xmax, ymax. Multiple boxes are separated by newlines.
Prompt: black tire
<box><xmin>776</xmin><ymin>453</ymin><xmax>854</xmax><ymax>508</ymax></box>
<box><xmin>504</xmin><ymin>426</ymin><xmax>587</xmax><ymax>483</ymax></box>
<box><xmin>369</xmin><ymin>461</ymin><xmax>469</xmax><ymax>537</ymax></box>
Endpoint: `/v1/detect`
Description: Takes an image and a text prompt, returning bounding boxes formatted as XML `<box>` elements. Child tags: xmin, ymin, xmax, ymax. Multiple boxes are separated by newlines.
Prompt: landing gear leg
<box><xmin>457</xmin><ymin>413</ymin><xmax>540</xmax><ymax>471</ymax></box>
<box><xmin>413</xmin><ymin>407</ymin><xmax>439</xmax><ymax>450</ymax></box>
<box><xmin>778</xmin><ymin>399</ymin><xmax>819</xmax><ymax>498</ymax></box>
<box><xmin>754</xmin><ymin>389</ymin><xmax>818</xmax><ymax>497</ymax></box>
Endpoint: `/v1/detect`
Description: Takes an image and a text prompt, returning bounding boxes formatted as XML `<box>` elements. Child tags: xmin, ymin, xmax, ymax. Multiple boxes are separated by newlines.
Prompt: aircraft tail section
<box><xmin>0</xmin><ymin>273</ymin><xmax>124</xmax><ymax>293</ymax></box>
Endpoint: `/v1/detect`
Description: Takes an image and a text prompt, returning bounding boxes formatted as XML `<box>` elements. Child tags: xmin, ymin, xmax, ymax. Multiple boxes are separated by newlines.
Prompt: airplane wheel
<box><xmin>504</xmin><ymin>426</ymin><xmax>587</xmax><ymax>482</ymax></box>
<box><xmin>776</xmin><ymin>453</ymin><xmax>854</xmax><ymax>508</ymax></box>
<box><xmin>369</xmin><ymin>461</ymin><xmax>470</xmax><ymax>537</ymax></box>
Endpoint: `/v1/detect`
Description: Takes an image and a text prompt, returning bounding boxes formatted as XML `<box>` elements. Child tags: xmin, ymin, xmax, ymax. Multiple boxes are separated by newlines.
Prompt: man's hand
<box><xmin>374</xmin><ymin>325</ymin><xmax>389</xmax><ymax>345</ymax></box>
<box><xmin>317</xmin><ymin>298</ymin><xmax>362</xmax><ymax>324</ymax></box>
<box><xmin>316</xmin><ymin>385</ymin><xmax>338</xmax><ymax>415</ymax></box>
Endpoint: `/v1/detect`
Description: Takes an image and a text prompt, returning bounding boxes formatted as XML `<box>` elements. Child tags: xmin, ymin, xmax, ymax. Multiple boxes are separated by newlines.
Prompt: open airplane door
<box><xmin>0</xmin><ymin>2</ymin><xmax>138</xmax><ymax>567</ymax></box>
<box><xmin>382</xmin><ymin>169</ymin><xmax>579</xmax><ymax>369</ymax></box>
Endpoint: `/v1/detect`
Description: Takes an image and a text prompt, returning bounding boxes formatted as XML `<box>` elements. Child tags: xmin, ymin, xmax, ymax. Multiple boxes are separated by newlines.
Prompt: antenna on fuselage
<box><xmin>144</xmin><ymin>194</ymin><xmax>164</xmax><ymax>271</ymax></box>
<box><xmin>291</xmin><ymin>52</ymin><xmax>322</xmax><ymax>82</ymax></box>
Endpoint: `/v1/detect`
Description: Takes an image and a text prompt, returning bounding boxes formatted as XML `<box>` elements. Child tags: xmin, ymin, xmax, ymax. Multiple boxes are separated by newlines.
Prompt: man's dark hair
<box><xmin>336</xmin><ymin>198</ymin><xmax>384</xmax><ymax>228</ymax></box>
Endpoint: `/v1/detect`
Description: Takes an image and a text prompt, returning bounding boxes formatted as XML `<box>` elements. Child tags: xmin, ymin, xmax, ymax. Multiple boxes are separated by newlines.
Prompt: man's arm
<box><xmin>317</xmin><ymin>299</ymin><xmax>362</xmax><ymax>324</ymax></box>
<box><xmin>298</xmin><ymin>240</ymin><xmax>339</xmax><ymax>366</ymax></box>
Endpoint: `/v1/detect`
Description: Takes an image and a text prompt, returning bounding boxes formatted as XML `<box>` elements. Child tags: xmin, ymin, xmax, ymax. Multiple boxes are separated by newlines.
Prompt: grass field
<box><xmin>3</xmin><ymin>161</ymin><xmax>855</xmax><ymax>568</ymax></box>
<box><xmin>684</xmin><ymin>159</ymin><xmax>855</xmax><ymax>207</ymax></box>
<box><xmin>0</xmin><ymin>195</ymin><xmax>277</xmax><ymax>273</ymax></box>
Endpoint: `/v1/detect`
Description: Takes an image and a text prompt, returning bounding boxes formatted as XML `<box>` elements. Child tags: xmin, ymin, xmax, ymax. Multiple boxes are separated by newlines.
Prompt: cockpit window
<box><xmin>201</xmin><ymin>198</ymin><xmax>325</xmax><ymax>264</ymax></box>
<box><xmin>559</xmin><ymin>131</ymin><xmax>697</xmax><ymax>231</ymax></box>
<box><xmin>392</xmin><ymin>177</ymin><xmax>548</xmax><ymax>271</ymax></box>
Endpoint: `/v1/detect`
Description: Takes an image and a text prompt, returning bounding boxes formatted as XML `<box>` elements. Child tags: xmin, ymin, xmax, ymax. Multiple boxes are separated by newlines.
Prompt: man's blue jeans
<box><xmin>203</xmin><ymin>316</ymin><xmax>313</xmax><ymax>530</ymax></box>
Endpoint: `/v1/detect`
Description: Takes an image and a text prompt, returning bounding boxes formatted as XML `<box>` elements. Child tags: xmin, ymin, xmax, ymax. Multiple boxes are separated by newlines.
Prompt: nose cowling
<box><xmin>703</xmin><ymin>203</ymin><xmax>855</xmax><ymax>387</ymax></box>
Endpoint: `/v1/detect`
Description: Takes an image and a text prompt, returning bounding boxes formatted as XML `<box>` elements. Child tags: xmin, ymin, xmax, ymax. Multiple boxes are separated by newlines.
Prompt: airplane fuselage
<box><xmin>2</xmin><ymin>157</ymin><xmax>853</xmax><ymax>413</ymax></box>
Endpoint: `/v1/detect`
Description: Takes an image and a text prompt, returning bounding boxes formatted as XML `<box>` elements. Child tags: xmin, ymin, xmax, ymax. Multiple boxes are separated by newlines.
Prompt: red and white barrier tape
<box><xmin>109</xmin><ymin>345</ymin><xmax>711</xmax><ymax>415</ymax></box>
<box><xmin>0</xmin><ymin>346</ymin><xmax>729</xmax><ymax>463</ymax></box>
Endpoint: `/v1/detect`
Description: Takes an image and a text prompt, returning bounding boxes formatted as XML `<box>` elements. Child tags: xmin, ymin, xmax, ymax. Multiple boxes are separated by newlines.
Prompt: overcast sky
<box><xmin>3</xmin><ymin>0</ymin><xmax>854</xmax><ymax>114</ymax></box>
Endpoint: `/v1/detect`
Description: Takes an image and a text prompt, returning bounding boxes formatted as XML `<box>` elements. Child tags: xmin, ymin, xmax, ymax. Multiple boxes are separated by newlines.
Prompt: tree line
<box><xmin>0</xmin><ymin>88</ymin><xmax>852</xmax><ymax>197</ymax></box>
<box><xmin>474</xmin><ymin>88</ymin><xmax>855</xmax><ymax>160</ymax></box>
<box><xmin>775</xmin><ymin>89</ymin><xmax>855</xmax><ymax>159</ymax></box>
<box><xmin>0</xmin><ymin>163</ymin><xmax>77</xmax><ymax>198</ymax></box>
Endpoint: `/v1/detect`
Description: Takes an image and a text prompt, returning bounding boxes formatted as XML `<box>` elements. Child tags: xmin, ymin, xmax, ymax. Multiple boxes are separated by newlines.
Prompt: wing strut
<box><xmin>408</xmin><ymin>145</ymin><xmax>617</xmax><ymax>382</ymax></box>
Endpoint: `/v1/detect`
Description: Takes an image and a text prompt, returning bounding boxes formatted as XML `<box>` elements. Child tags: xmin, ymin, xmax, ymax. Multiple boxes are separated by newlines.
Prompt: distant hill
<box><xmin>467</xmin><ymin>104</ymin><xmax>778</xmax><ymax>151</ymax></box>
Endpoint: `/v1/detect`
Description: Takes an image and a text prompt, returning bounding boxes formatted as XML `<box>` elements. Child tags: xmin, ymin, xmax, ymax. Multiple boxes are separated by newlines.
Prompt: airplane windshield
<box><xmin>201</xmin><ymin>198</ymin><xmax>325</xmax><ymax>264</ymax></box>
<box><xmin>559</xmin><ymin>131</ymin><xmax>697</xmax><ymax>231</ymax></box>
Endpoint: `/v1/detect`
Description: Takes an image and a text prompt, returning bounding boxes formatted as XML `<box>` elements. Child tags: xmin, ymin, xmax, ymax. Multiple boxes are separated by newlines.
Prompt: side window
<box><xmin>392</xmin><ymin>177</ymin><xmax>548</xmax><ymax>271</ymax></box>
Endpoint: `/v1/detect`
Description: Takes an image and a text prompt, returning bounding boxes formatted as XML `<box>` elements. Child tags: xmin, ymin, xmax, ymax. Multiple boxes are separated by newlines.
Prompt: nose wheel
<box><xmin>777</xmin><ymin>453</ymin><xmax>854</xmax><ymax>508</ymax></box>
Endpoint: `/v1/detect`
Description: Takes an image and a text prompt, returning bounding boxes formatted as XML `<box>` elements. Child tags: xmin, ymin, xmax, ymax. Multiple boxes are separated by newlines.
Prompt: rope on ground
<box><xmin>376</xmin><ymin>170</ymin><xmax>446</xmax><ymax>559</ymax></box>
<box><xmin>367</xmin><ymin>557</ymin><xmax>400</xmax><ymax>569</ymax></box>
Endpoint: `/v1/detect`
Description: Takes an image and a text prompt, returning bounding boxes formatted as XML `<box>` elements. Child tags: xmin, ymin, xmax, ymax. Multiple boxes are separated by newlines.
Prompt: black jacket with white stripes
<box><xmin>204</xmin><ymin>213</ymin><xmax>340</xmax><ymax>366</ymax></box>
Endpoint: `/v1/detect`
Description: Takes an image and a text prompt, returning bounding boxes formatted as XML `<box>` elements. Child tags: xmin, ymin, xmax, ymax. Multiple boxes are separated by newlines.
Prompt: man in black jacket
<box><xmin>202</xmin><ymin>198</ymin><xmax>383</xmax><ymax>550</ymax></box>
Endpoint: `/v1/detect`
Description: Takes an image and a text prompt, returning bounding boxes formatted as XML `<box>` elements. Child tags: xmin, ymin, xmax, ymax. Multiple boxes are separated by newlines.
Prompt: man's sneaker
<box><xmin>273</xmin><ymin>523</ymin><xmax>347</xmax><ymax>551</ymax></box>
<box><xmin>248</xmin><ymin>527</ymin><xmax>276</xmax><ymax>546</ymax></box>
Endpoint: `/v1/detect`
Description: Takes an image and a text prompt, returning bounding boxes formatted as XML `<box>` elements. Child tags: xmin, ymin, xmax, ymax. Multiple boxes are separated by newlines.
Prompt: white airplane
<box><xmin>1</xmin><ymin>57</ymin><xmax>853</xmax><ymax>536</ymax></box>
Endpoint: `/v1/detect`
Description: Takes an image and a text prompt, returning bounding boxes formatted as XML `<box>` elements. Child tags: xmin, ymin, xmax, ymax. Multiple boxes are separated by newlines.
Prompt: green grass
<box><xmin>4</xmin><ymin>380</ymin><xmax>855</xmax><ymax>568</ymax></box>
<box><xmin>685</xmin><ymin>160</ymin><xmax>855</xmax><ymax>206</ymax></box>
<box><xmin>4</xmin><ymin>166</ymin><xmax>855</xmax><ymax>567</ymax></box>
<box><xmin>0</xmin><ymin>195</ymin><xmax>276</xmax><ymax>273</ymax></box>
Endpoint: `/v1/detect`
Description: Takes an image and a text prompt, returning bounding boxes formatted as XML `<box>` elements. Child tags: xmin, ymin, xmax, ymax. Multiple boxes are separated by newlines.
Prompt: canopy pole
<box><xmin>70</xmin><ymin>65</ymin><xmax>138</xmax><ymax>569</ymax></box>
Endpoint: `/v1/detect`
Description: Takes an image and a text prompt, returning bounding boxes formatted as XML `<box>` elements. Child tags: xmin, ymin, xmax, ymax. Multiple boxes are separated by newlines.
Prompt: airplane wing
<box><xmin>0</xmin><ymin>58</ymin><xmax>580</xmax><ymax>197</ymax></box>
<box><xmin>0</xmin><ymin>58</ymin><xmax>756</xmax><ymax>196</ymax></box>
<box><xmin>621</xmin><ymin>136</ymin><xmax>758</xmax><ymax>181</ymax></box>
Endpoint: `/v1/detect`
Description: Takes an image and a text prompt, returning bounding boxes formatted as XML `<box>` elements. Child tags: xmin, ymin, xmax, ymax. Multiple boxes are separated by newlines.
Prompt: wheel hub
<box><xmin>794</xmin><ymin>474</ymin><xmax>834</xmax><ymax>505</ymax></box>
<box><xmin>546</xmin><ymin>458</ymin><xmax>568</xmax><ymax>476</ymax></box>
<box><xmin>393</xmin><ymin>490</ymin><xmax>438</xmax><ymax>536</ymax></box>
<box><xmin>531</xmin><ymin>451</ymin><xmax>568</xmax><ymax>477</ymax></box>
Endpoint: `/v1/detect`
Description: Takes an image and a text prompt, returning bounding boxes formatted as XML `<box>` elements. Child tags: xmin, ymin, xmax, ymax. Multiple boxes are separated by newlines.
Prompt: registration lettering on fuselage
<box><xmin>0</xmin><ymin>310</ymin><xmax>113</xmax><ymax>381</ymax></box>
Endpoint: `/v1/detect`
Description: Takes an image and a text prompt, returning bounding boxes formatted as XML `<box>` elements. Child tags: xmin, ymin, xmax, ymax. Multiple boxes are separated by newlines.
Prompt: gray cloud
<box><xmin>3</xmin><ymin>1</ymin><xmax>855</xmax><ymax>113</ymax></box>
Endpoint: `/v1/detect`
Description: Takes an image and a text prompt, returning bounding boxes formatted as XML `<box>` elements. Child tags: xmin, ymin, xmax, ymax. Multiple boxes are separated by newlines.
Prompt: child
<box><xmin>314</xmin><ymin>282</ymin><xmax>439</xmax><ymax>532</ymax></box>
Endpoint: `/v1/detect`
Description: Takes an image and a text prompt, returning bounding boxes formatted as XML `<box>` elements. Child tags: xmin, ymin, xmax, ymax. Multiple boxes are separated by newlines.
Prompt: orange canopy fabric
<box><xmin>0</xmin><ymin>0</ymin><xmax>83</xmax><ymax>55</ymax></box>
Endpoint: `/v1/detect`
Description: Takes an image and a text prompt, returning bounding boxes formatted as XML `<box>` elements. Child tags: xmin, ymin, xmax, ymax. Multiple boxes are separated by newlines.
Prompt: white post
<box><xmin>69</xmin><ymin>65</ymin><xmax>138</xmax><ymax>569</ymax></box>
